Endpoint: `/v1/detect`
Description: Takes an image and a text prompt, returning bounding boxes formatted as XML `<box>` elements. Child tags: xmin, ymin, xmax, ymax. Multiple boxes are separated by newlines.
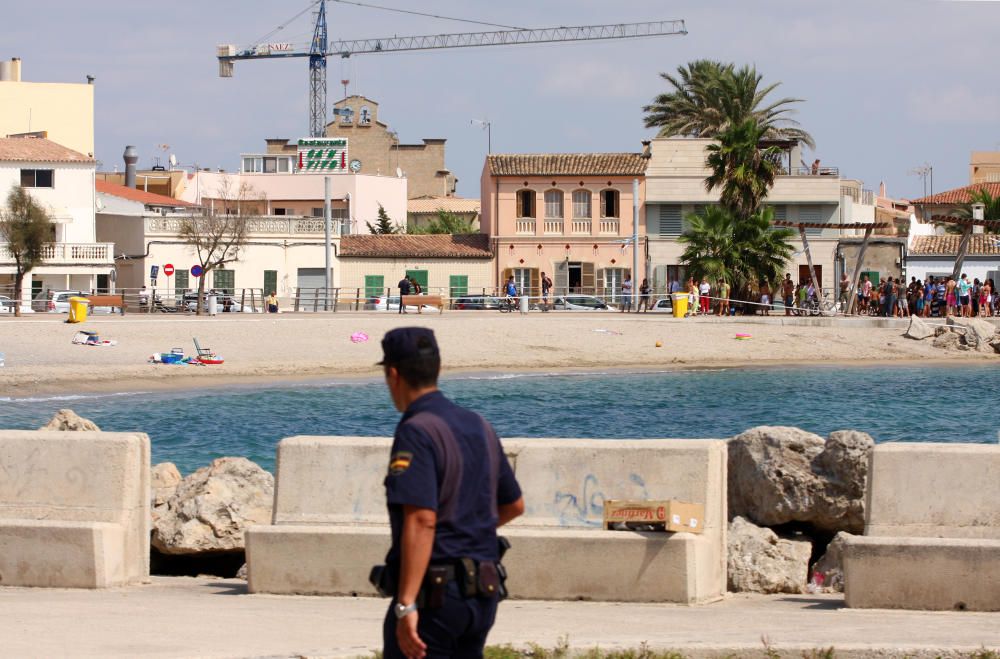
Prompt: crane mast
<box><xmin>218</xmin><ymin>1</ymin><xmax>687</xmax><ymax>137</ymax></box>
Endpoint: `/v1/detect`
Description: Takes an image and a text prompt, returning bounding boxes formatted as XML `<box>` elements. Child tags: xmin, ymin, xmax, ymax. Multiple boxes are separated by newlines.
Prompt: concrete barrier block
<box><xmin>246</xmin><ymin>524</ymin><xmax>389</xmax><ymax>595</ymax></box>
<box><xmin>0</xmin><ymin>431</ymin><xmax>150</xmax><ymax>586</ymax></box>
<box><xmin>843</xmin><ymin>536</ymin><xmax>1000</xmax><ymax>611</ymax></box>
<box><xmin>865</xmin><ymin>443</ymin><xmax>1000</xmax><ymax>539</ymax></box>
<box><xmin>0</xmin><ymin>520</ymin><xmax>126</xmax><ymax>588</ymax></box>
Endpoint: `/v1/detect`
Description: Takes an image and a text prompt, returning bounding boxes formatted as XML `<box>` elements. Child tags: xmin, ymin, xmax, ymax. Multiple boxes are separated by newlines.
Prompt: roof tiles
<box><xmin>340</xmin><ymin>233</ymin><xmax>492</xmax><ymax>259</ymax></box>
<box><xmin>0</xmin><ymin>137</ymin><xmax>93</xmax><ymax>163</ymax></box>
<box><xmin>95</xmin><ymin>180</ymin><xmax>197</xmax><ymax>207</ymax></box>
<box><xmin>487</xmin><ymin>153</ymin><xmax>647</xmax><ymax>177</ymax></box>
<box><xmin>912</xmin><ymin>182</ymin><xmax>1000</xmax><ymax>205</ymax></box>
<box><xmin>407</xmin><ymin>196</ymin><xmax>481</xmax><ymax>214</ymax></box>
<box><xmin>909</xmin><ymin>234</ymin><xmax>1000</xmax><ymax>256</ymax></box>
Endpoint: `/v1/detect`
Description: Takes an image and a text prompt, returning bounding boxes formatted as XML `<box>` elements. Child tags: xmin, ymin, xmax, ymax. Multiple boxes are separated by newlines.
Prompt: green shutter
<box><xmin>174</xmin><ymin>270</ymin><xmax>189</xmax><ymax>296</ymax></box>
<box><xmin>264</xmin><ymin>270</ymin><xmax>277</xmax><ymax>295</ymax></box>
<box><xmin>364</xmin><ymin>275</ymin><xmax>384</xmax><ymax>299</ymax></box>
<box><xmin>405</xmin><ymin>269</ymin><xmax>428</xmax><ymax>291</ymax></box>
<box><xmin>449</xmin><ymin>275</ymin><xmax>468</xmax><ymax>299</ymax></box>
<box><xmin>213</xmin><ymin>269</ymin><xmax>235</xmax><ymax>294</ymax></box>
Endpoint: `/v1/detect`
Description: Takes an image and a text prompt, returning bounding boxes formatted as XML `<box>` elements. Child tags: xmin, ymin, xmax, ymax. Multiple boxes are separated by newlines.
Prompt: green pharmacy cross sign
<box><xmin>297</xmin><ymin>138</ymin><xmax>349</xmax><ymax>173</ymax></box>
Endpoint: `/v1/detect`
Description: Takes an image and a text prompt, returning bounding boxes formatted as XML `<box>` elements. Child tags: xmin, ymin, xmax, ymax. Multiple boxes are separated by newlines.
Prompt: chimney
<box><xmin>0</xmin><ymin>57</ymin><xmax>21</xmax><ymax>82</ymax></box>
<box><xmin>879</xmin><ymin>181</ymin><xmax>886</xmax><ymax>198</ymax></box>
<box><xmin>123</xmin><ymin>145</ymin><xmax>138</xmax><ymax>188</ymax></box>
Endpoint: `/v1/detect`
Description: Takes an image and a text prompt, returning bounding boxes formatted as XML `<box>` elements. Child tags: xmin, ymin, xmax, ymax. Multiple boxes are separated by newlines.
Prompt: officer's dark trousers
<box><xmin>383</xmin><ymin>582</ymin><xmax>499</xmax><ymax>658</ymax></box>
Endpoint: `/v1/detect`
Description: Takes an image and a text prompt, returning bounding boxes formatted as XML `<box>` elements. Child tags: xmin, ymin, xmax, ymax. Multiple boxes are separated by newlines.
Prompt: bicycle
<box><xmin>498</xmin><ymin>297</ymin><xmax>518</xmax><ymax>313</ymax></box>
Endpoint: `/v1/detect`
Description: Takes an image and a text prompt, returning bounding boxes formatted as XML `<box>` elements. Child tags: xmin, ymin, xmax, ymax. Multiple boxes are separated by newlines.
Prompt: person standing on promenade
<box><xmin>717</xmin><ymin>278</ymin><xmax>730</xmax><ymax>316</ymax></box>
<box><xmin>859</xmin><ymin>274</ymin><xmax>871</xmax><ymax>315</ymax></box>
<box><xmin>540</xmin><ymin>271</ymin><xmax>552</xmax><ymax>311</ymax></box>
<box><xmin>945</xmin><ymin>277</ymin><xmax>957</xmax><ymax>318</ymax></box>
<box><xmin>637</xmin><ymin>278</ymin><xmax>651</xmax><ymax>312</ymax></box>
<box><xmin>982</xmin><ymin>279</ymin><xmax>993</xmax><ymax>317</ymax></box>
<box><xmin>621</xmin><ymin>274</ymin><xmax>633</xmax><ymax>313</ymax></box>
<box><xmin>266</xmin><ymin>291</ymin><xmax>279</xmax><ymax>314</ymax></box>
<box><xmin>759</xmin><ymin>280</ymin><xmax>771</xmax><ymax>316</ymax></box>
<box><xmin>687</xmin><ymin>278</ymin><xmax>698</xmax><ymax>317</ymax></box>
<box><xmin>376</xmin><ymin>327</ymin><xmax>524</xmax><ymax>659</ymax></box>
<box><xmin>958</xmin><ymin>274</ymin><xmax>972</xmax><ymax>317</ymax></box>
<box><xmin>699</xmin><ymin>278</ymin><xmax>711</xmax><ymax>314</ymax></box>
<box><xmin>398</xmin><ymin>275</ymin><xmax>411</xmax><ymax>314</ymax></box>
<box><xmin>782</xmin><ymin>273</ymin><xmax>795</xmax><ymax>316</ymax></box>
<box><xmin>839</xmin><ymin>272</ymin><xmax>850</xmax><ymax>311</ymax></box>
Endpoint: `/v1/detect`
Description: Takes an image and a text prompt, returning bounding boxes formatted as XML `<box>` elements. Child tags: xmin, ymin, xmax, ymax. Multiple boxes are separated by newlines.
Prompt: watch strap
<box><xmin>395</xmin><ymin>602</ymin><xmax>418</xmax><ymax>619</ymax></box>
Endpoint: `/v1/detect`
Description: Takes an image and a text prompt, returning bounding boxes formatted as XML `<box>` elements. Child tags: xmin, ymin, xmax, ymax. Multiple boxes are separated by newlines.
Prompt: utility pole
<box><xmin>324</xmin><ymin>176</ymin><xmax>332</xmax><ymax>309</ymax></box>
<box><xmin>632</xmin><ymin>178</ymin><xmax>639</xmax><ymax>312</ymax></box>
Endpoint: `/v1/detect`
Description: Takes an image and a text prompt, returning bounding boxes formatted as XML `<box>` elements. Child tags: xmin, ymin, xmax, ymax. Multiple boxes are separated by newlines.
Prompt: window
<box><xmin>600</xmin><ymin>190</ymin><xmax>619</xmax><ymax>218</ymax></box>
<box><xmin>277</xmin><ymin>158</ymin><xmax>290</xmax><ymax>173</ymax></box>
<box><xmin>544</xmin><ymin>190</ymin><xmax>563</xmax><ymax>219</ymax></box>
<box><xmin>20</xmin><ymin>169</ymin><xmax>54</xmax><ymax>188</ymax></box>
<box><xmin>264</xmin><ymin>270</ymin><xmax>277</xmax><ymax>296</ymax></box>
<box><xmin>654</xmin><ymin>205</ymin><xmax>683</xmax><ymax>237</ymax></box>
<box><xmin>364</xmin><ymin>275</ymin><xmax>384</xmax><ymax>299</ymax></box>
<box><xmin>801</xmin><ymin>205</ymin><xmax>823</xmax><ymax>236</ymax></box>
<box><xmin>360</xmin><ymin>106</ymin><xmax>372</xmax><ymax>125</ymax></box>
<box><xmin>212</xmin><ymin>269</ymin><xmax>235</xmax><ymax>294</ymax></box>
<box><xmin>516</xmin><ymin>190</ymin><xmax>535</xmax><ymax>218</ymax></box>
<box><xmin>242</xmin><ymin>158</ymin><xmax>255</xmax><ymax>173</ymax></box>
<box><xmin>572</xmin><ymin>190</ymin><xmax>591</xmax><ymax>218</ymax></box>
<box><xmin>263</xmin><ymin>157</ymin><xmax>277</xmax><ymax>174</ymax></box>
<box><xmin>175</xmin><ymin>269</ymin><xmax>189</xmax><ymax>296</ymax></box>
<box><xmin>449</xmin><ymin>275</ymin><xmax>468</xmax><ymax>299</ymax></box>
<box><xmin>273</xmin><ymin>208</ymin><xmax>286</xmax><ymax>216</ymax></box>
<box><xmin>312</xmin><ymin>208</ymin><xmax>324</xmax><ymax>217</ymax></box>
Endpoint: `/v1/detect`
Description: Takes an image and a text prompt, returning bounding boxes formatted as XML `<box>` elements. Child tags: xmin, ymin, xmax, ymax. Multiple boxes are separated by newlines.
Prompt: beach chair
<box><xmin>193</xmin><ymin>338</ymin><xmax>212</xmax><ymax>358</ymax></box>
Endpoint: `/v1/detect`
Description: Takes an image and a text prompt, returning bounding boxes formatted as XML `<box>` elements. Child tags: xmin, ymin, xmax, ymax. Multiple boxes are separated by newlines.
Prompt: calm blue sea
<box><xmin>1</xmin><ymin>365</ymin><xmax>997</xmax><ymax>475</ymax></box>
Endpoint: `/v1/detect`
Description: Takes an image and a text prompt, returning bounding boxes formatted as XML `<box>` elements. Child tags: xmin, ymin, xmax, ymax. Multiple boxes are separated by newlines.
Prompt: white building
<box><xmin>0</xmin><ymin>137</ymin><xmax>114</xmax><ymax>305</ymax></box>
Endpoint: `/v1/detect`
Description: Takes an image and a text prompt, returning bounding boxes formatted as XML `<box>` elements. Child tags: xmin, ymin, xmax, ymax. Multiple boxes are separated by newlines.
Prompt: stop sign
<box><xmin>163</xmin><ymin>263</ymin><xmax>175</xmax><ymax>277</ymax></box>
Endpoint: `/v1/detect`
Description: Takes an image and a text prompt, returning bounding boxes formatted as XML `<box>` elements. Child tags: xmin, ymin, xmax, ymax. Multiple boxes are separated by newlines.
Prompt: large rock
<box><xmin>38</xmin><ymin>409</ymin><xmax>100</xmax><ymax>431</ymax></box>
<box><xmin>151</xmin><ymin>462</ymin><xmax>182</xmax><ymax>524</ymax></box>
<box><xmin>947</xmin><ymin>317</ymin><xmax>999</xmax><ymax>351</ymax></box>
<box><xmin>904</xmin><ymin>315</ymin><xmax>934</xmax><ymax>340</ymax></box>
<box><xmin>932</xmin><ymin>329</ymin><xmax>963</xmax><ymax>350</ymax></box>
<box><xmin>728</xmin><ymin>426</ymin><xmax>874</xmax><ymax>534</ymax></box>
<box><xmin>811</xmin><ymin>531</ymin><xmax>853</xmax><ymax>593</ymax></box>
<box><xmin>727</xmin><ymin>516</ymin><xmax>812</xmax><ymax>594</ymax></box>
<box><xmin>152</xmin><ymin>457</ymin><xmax>274</xmax><ymax>555</ymax></box>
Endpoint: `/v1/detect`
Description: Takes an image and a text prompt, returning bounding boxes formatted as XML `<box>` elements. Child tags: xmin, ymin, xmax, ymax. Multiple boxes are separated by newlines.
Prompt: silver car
<box><xmin>552</xmin><ymin>295</ymin><xmax>616</xmax><ymax>311</ymax></box>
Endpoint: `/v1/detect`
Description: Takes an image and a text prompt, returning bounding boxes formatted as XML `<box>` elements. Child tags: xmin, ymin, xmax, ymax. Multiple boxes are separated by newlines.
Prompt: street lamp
<box><xmin>470</xmin><ymin>119</ymin><xmax>491</xmax><ymax>153</ymax></box>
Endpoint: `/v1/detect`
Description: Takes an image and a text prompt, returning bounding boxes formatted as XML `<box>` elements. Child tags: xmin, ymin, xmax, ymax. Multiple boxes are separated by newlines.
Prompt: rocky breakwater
<box><xmin>150</xmin><ymin>457</ymin><xmax>274</xmax><ymax>577</ymax></box>
<box><xmin>906</xmin><ymin>315</ymin><xmax>1000</xmax><ymax>353</ymax></box>
<box><xmin>726</xmin><ymin>426</ymin><xmax>873</xmax><ymax>594</ymax></box>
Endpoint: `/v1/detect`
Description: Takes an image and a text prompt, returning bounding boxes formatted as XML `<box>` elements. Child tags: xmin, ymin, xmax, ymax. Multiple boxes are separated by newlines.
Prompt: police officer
<box><xmin>378</xmin><ymin>327</ymin><xmax>524</xmax><ymax>659</ymax></box>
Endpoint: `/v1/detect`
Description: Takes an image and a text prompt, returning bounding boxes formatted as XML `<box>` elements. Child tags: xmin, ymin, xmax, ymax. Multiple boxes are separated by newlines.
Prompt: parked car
<box><xmin>183</xmin><ymin>291</ymin><xmax>244</xmax><ymax>313</ymax></box>
<box><xmin>366</xmin><ymin>295</ymin><xmax>433</xmax><ymax>313</ymax></box>
<box><xmin>452</xmin><ymin>295</ymin><xmax>501</xmax><ymax>310</ymax></box>
<box><xmin>32</xmin><ymin>290</ymin><xmax>86</xmax><ymax>313</ymax></box>
<box><xmin>552</xmin><ymin>295</ymin><xmax>616</xmax><ymax>311</ymax></box>
<box><xmin>0</xmin><ymin>295</ymin><xmax>15</xmax><ymax>313</ymax></box>
<box><xmin>649</xmin><ymin>298</ymin><xmax>674</xmax><ymax>313</ymax></box>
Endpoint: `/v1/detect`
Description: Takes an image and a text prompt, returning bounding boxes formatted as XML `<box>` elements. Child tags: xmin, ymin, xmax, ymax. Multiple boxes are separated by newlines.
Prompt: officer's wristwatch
<box><xmin>394</xmin><ymin>602</ymin><xmax>418</xmax><ymax>619</ymax></box>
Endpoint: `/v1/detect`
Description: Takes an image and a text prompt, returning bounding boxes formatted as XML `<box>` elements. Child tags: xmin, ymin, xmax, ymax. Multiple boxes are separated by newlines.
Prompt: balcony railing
<box><xmin>0</xmin><ymin>242</ymin><xmax>114</xmax><ymax>265</ymax></box>
<box><xmin>598</xmin><ymin>219</ymin><xmax>620</xmax><ymax>234</ymax></box>
<box><xmin>145</xmin><ymin>215</ymin><xmax>348</xmax><ymax>235</ymax></box>
<box><xmin>571</xmin><ymin>219</ymin><xmax>592</xmax><ymax>234</ymax></box>
<box><xmin>790</xmin><ymin>166</ymin><xmax>840</xmax><ymax>177</ymax></box>
<box><xmin>515</xmin><ymin>218</ymin><xmax>535</xmax><ymax>235</ymax></box>
<box><xmin>543</xmin><ymin>220</ymin><xmax>564</xmax><ymax>235</ymax></box>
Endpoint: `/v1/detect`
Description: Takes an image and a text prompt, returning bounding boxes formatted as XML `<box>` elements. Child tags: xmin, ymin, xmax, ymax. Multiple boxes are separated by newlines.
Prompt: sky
<box><xmin>3</xmin><ymin>0</ymin><xmax>998</xmax><ymax>201</ymax></box>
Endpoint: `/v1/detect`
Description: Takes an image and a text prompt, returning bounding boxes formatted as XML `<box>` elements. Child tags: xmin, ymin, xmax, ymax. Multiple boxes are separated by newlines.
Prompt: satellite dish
<box><xmin>396</xmin><ymin>167</ymin><xmax>403</xmax><ymax>178</ymax></box>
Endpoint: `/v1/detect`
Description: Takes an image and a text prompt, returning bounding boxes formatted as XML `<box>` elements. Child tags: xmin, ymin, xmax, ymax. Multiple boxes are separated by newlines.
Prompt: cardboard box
<box><xmin>603</xmin><ymin>499</ymin><xmax>705</xmax><ymax>534</ymax></box>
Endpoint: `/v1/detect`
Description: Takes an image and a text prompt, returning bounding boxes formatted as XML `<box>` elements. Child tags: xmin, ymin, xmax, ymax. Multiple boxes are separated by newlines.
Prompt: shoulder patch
<box><xmin>388</xmin><ymin>451</ymin><xmax>413</xmax><ymax>476</ymax></box>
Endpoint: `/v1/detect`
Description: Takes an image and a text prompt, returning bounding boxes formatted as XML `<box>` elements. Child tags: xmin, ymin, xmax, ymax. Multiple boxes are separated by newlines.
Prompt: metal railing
<box><xmin>145</xmin><ymin>215</ymin><xmax>349</xmax><ymax>235</ymax></box>
<box><xmin>791</xmin><ymin>166</ymin><xmax>840</xmax><ymax>177</ymax></box>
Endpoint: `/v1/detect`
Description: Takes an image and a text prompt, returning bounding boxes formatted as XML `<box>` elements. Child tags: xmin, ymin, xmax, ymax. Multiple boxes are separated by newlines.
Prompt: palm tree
<box><xmin>678</xmin><ymin>206</ymin><xmax>794</xmax><ymax>298</ymax></box>
<box><xmin>943</xmin><ymin>187</ymin><xmax>1000</xmax><ymax>234</ymax></box>
<box><xmin>643</xmin><ymin>60</ymin><xmax>814</xmax><ymax>148</ymax></box>
<box><xmin>705</xmin><ymin>119</ymin><xmax>782</xmax><ymax>220</ymax></box>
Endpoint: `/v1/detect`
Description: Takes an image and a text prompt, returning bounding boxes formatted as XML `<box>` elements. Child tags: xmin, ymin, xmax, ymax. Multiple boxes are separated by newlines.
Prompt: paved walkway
<box><xmin>1</xmin><ymin>577</ymin><xmax>998</xmax><ymax>658</ymax></box>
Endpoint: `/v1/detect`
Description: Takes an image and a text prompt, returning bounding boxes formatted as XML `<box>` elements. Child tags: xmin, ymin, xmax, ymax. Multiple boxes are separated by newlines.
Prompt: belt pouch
<box><xmin>424</xmin><ymin>565</ymin><xmax>450</xmax><ymax>609</ymax></box>
<box><xmin>368</xmin><ymin>565</ymin><xmax>393</xmax><ymax>598</ymax></box>
<box><xmin>459</xmin><ymin>558</ymin><xmax>478</xmax><ymax>597</ymax></box>
<box><xmin>477</xmin><ymin>561</ymin><xmax>501</xmax><ymax>598</ymax></box>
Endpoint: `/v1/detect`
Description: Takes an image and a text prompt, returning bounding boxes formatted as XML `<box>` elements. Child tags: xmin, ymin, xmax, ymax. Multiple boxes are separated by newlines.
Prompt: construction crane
<box><xmin>218</xmin><ymin>0</ymin><xmax>687</xmax><ymax>137</ymax></box>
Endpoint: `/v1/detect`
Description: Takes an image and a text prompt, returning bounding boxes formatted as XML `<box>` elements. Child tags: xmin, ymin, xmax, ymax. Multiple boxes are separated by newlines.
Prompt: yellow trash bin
<box><xmin>68</xmin><ymin>296</ymin><xmax>89</xmax><ymax>323</ymax></box>
<box><xmin>671</xmin><ymin>292</ymin><xmax>689</xmax><ymax>318</ymax></box>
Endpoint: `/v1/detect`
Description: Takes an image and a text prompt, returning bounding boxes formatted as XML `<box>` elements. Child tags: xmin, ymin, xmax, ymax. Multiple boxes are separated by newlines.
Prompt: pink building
<box><xmin>480</xmin><ymin>153</ymin><xmax>647</xmax><ymax>298</ymax></box>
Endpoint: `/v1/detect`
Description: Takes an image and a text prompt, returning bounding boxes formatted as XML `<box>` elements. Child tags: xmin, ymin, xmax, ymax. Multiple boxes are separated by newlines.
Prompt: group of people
<box><xmin>667</xmin><ymin>277</ymin><xmax>733</xmax><ymax>316</ymax></box>
<box><xmin>855</xmin><ymin>273</ymin><xmax>996</xmax><ymax>318</ymax></box>
<box><xmin>396</xmin><ymin>274</ymin><xmax>424</xmax><ymax>314</ymax></box>
<box><xmin>619</xmin><ymin>275</ymin><xmax>653</xmax><ymax>312</ymax></box>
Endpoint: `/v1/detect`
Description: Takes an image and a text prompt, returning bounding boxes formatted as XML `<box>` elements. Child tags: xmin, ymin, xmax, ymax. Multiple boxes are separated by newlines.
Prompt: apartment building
<box><xmin>480</xmin><ymin>153</ymin><xmax>646</xmax><ymax>298</ymax></box>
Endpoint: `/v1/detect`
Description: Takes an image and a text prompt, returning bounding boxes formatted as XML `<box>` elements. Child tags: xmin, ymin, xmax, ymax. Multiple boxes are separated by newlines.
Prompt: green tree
<box><xmin>942</xmin><ymin>187</ymin><xmax>1000</xmax><ymax>235</ymax></box>
<box><xmin>367</xmin><ymin>204</ymin><xmax>398</xmax><ymax>234</ymax></box>
<box><xmin>705</xmin><ymin>119</ymin><xmax>783</xmax><ymax>220</ymax></box>
<box><xmin>643</xmin><ymin>60</ymin><xmax>814</xmax><ymax>147</ymax></box>
<box><xmin>678</xmin><ymin>206</ymin><xmax>794</xmax><ymax>298</ymax></box>
<box><xmin>408</xmin><ymin>210</ymin><xmax>475</xmax><ymax>235</ymax></box>
<box><xmin>0</xmin><ymin>186</ymin><xmax>52</xmax><ymax>317</ymax></box>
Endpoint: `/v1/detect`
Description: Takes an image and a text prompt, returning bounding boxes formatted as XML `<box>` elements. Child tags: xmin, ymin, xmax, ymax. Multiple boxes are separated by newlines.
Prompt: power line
<box><xmin>329</xmin><ymin>0</ymin><xmax>526</xmax><ymax>30</ymax></box>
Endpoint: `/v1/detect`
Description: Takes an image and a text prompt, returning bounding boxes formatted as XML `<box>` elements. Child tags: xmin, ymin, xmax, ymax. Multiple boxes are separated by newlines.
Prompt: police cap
<box><xmin>377</xmin><ymin>327</ymin><xmax>440</xmax><ymax>366</ymax></box>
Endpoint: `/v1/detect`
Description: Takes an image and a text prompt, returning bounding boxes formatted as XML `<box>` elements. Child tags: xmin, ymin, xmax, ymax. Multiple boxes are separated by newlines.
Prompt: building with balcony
<box><xmin>644</xmin><ymin>138</ymin><xmax>856</xmax><ymax>293</ymax></box>
<box><xmin>480</xmin><ymin>153</ymin><xmax>646</xmax><ymax>297</ymax></box>
<box><xmin>406</xmin><ymin>196</ymin><xmax>481</xmax><ymax>232</ymax></box>
<box><xmin>0</xmin><ymin>137</ymin><xmax>114</xmax><ymax>303</ymax></box>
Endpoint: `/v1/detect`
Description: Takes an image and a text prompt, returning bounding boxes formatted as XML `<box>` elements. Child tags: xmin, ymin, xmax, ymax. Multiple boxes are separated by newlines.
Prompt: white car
<box><xmin>649</xmin><ymin>298</ymin><xmax>674</xmax><ymax>313</ymax></box>
<box><xmin>0</xmin><ymin>295</ymin><xmax>15</xmax><ymax>313</ymax></box>
<box><xmin>552</xmin><ymin>295</ymin><xmax>617</xmax><ymax>311</ymax></box>
<box><xmin>32</xmin><ymin>290</ymin><xmax>86</xmax><ymax>313</ymax></box>
<box><xmin>367</xmin><ymin>295</ymin><xmax>434</xmax><ymax>313</ymax></box>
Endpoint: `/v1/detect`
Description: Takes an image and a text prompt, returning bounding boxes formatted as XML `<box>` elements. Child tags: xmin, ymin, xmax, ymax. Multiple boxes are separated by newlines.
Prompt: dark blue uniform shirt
<box><xmin>384</xmin><ymin>391</ymin><xmax>521</xmax><ymax>567</ymax></box>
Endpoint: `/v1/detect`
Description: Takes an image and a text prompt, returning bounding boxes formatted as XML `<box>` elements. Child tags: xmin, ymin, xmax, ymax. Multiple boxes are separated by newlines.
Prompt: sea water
<box><xmin>1</xmin><ymin>364</ymin><xmax>997</xmax><ymax>475</ymax></box>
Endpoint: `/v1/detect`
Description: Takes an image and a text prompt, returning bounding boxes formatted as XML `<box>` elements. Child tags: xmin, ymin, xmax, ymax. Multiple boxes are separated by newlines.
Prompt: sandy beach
<box><xmin>0</xmin><ymin>312</ymin><xmax>996</xmax><ymax>397</ymax></box>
